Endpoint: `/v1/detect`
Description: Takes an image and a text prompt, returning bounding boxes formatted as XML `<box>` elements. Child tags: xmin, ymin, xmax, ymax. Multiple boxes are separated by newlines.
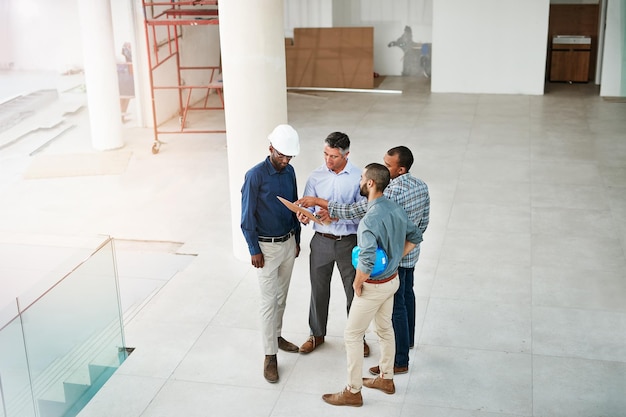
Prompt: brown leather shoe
<box><xmin>299</xmin><ymin>336</ymin><xmax>324</xmax><ymax>353</ymax></box>
<box><xmin>362</xmin><ymin>377</ymin><xmax>395</xmax><ymax>394</ymax></box>
<box><xmin>368</xmin><ymin>365</ymin><xmax>409</xmax><ymax>375</ymax></box>
<box><xmin>263</xmin><ymin>355</ymin><xmax>278</xmax><ymax>383</ymax></box>
<box><xmin>363</xmin><ymin>340</ymin><xmax>370</xmax><ymax>357</ymax></box>
<box><xmin>278</xmin><ymin>336</ymin><xmax>299</xmax><ymax>353</ymax></box>
<box><xmin>322</xmin><ymin>387</ymin><xmax>363</xmax><ymax>407</ymax></box>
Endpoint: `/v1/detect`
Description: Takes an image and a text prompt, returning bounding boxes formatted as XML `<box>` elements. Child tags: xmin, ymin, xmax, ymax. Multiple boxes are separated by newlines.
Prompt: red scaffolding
<box><xmin>142</xmin><ymin>1</ymin><xmax>223</xmax><ymax>154</ymax></box>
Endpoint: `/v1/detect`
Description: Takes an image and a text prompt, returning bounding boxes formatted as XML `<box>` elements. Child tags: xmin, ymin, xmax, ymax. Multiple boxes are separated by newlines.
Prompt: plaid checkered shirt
<box><xmin>328</xmin><ymin>173</ymin><xmax>430</xmax><ymax>268</ymax></box>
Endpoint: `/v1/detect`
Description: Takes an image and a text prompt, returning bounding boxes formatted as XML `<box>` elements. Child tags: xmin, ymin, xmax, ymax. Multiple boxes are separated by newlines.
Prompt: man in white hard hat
<box><xmin>241</xmin><ymin>124</ymin><xmax>302</xmax><ymax>383</ymax></box>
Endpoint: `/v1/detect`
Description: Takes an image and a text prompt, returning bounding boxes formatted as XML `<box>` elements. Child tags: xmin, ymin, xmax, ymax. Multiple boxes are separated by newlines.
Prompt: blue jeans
<box><xmin>392</xmin><ymin>266</ymin><xmax>416</xmax><ymax>367</ymax></box>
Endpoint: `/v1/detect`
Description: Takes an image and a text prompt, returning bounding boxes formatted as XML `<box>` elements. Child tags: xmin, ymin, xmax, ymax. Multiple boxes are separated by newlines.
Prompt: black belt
<box><xmin>316</xmin><ymin>232</ymin><xmax>353</xmax><ymax>241</ymax></box>
<box><xmin>365</xmin><ymin>271</ymin><xmax>398</xmax><ymax>284</ymax></box>
<box><xmin>258</xmin><ymin>230</ymin><xmax>294</xmax><ymax>243</ymax></box>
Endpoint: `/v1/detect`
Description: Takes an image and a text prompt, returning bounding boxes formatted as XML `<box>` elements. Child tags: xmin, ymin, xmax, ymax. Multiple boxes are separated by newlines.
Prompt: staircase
<box><xmin>37</xmin><ymin>362</ymin><xmax>119</xmax><ymax>417</ymax></box>
<box><xmin>0</xmin><ymin>90</ymin><xmax>59</xmax><ymax>134</ymax></box>
<box><xmin>4</xmin><ymin>322</ymin><xmax>131</xmax><ymax>417</ymax></box>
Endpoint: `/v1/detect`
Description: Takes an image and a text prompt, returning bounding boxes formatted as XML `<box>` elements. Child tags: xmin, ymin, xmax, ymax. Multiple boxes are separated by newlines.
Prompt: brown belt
<box><xmin>316</xmin><ymin>232</ymin><xmax>353</xmax><ymax>241</ymax></box>
<box><xmin>365</xmin><ymin>271</ymin><xmax>398</xmax><ymax>284</ymax></box>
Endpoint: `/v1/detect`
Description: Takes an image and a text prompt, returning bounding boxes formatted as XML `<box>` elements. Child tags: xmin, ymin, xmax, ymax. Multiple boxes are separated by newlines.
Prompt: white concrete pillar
<box><xmin>219</xmin><ymin>0</ymin><xmax>289</xmax><ymax>261</ymax></box>
<box><xmin>77</xmin><ymin>0</ymin><xmax>124</xmax><ymax>150</ymax></box>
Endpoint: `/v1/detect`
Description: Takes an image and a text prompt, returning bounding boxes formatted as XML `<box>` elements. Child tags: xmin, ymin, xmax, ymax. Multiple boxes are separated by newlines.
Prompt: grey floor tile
<box><xmin>401</xmin><ymin>405</ymin><xmax>527</xmax><ymax>417</ymax></box>
<box><xmin>532</xmin><ymin>265</ymin><xmax>626</xmax><ymax>312</ymax></box>
<box><xmin>120</xmin><ymin>320</ymin><xmax>208</xmax><ymax>379</ymax></box>
<box><xmin>283</xmin><ymin>336</ymin><xmax>349</xmax><ymax>394</ymax></box>
<box><xmin>533</xmin><ymin>355</ymin><xmax>626</xmax><ymax>417</ymax></box>
<box><xmin>531</xmin><ymin>207</ymin><xmax>616</xmax><ymax>239</ymax></box>
<box><xmin>440</xmin><ymin>230</ymin><xmax>531</xmax><ymax>266</ymax></box>
<box><xmin>607</xmin><ymin>185</ymin><xmax>626</xmax><ymax>214</ymax></box>
<box><xmin>406</xmin><ymin>345</ymin><xmax>532</xmax><ymax>416</ymax></box>
<box><xmin>531</xmin><ymin>160</ymin><xmax>603</xmax><ymax>186</ymax></box>
<box><xmin>531</xmin><ymin>234</ymin><xmax>626</xmax><ymax>270</ymax></box>
<box><xmin>275</xmin><ymin>390</ymin><xmax>403</xmax><ymax>416</ymax></box>
<box><xmin>466</xmin><ymin>131</ymin><xmax>530</xmax><ymax>161</ymax></box>
<box><xmin>447</xmin><ymin>202</ymin><xmax>530</xmax><ymax>233</ymax></box>
<box><xmin>420</xmin><ymin>297</ymin><xmax>531</xmax><ymax>353</ymax></box>
<box><xmin>454</xmin><ymin>180</ymin><xmax>531</xmax><ymax>207</ymax></box>
<box><xmin>531</xmin><ymin>183</ymin><xmax>610</xmax><ymax>210</ymax></box>
<box><xmin>171</xmin><ymin>325</ymin><xmax>298</xmax><ymax>389</ymax></box>
<box><xmin>471</xmin><ymin>117</ymin><xmax>531</xmax><ymax>137</ymax></box>
<box><xmin>532</xmin><ymin>306</ymin><xmax>626</xmax><ymax>362</ymax></box>
<box><xmin>77</xmin><ymin>374</ymin><xmax>166</xmax><ymax>417</ymax></box>
<box><xmin>127</xmin><ymin>264</ymin><xmax>244</xmax><ymax>325</ymax></box>
<box><xmin>413</xmin><ymin>257</ymin><xmax>438</xmax><ymax>298</ymax></box>
<box><xmin>208</xmin><ymin>272</ymin><xmax>264</xmax><ymax>331</ymax></box>
<box><xmin>414</xmin><ymin>295</ymin><xmax>430</xmax><ymax>344</ymax></box>
<box><xmin>141</xmin><ymin>379</ymin><xmax>280</xmax><ymax>417</ymax></box>
<box><xmin>432</xmin><ymin>261</ymin><xmax>531</xmax><ymax>304</ymax></box>
<box><xmin>460</xmin><ymin>158</ymin><xmax>531</xmax><ymax>183</ymax></box>
<box><xmin>530</xmin><ymin>136</ymin><xmax>596</xmax><ymax>162</ymax></box>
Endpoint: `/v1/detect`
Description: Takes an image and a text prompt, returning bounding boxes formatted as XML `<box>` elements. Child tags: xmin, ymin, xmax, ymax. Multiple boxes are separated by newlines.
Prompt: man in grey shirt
<box><xmin>322</xmin><ymin>163</ymin><xmax>422</xmax><ymax>407</ymax></box>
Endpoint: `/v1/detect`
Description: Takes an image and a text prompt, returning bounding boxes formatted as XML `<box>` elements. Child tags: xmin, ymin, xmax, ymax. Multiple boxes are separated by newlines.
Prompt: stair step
<box><xmin>37</xmin><ymin>398</ymin><xmax>68</xmax><ymax>417</ymax></box>
<box><xmin>62</xmin><ymin>382</ymin><xmax>90</xmax><ymax>404</ymax></box>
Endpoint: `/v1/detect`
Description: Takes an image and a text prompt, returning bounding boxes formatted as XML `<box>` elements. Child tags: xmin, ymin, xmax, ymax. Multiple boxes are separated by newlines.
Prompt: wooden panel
<box><xmin>285</xmin><ymin>27</ymin><xmax>374</xmax><ymax>89</ymax></box>
<box><xmin>550</xmin><ymin>49</ymin><xmax>590</xmax><ymax>82</ymax></box>
<box><xmin>547</xmin><ymin>4</ymin><xmax>599</xmax><ymax>81</ymax></box>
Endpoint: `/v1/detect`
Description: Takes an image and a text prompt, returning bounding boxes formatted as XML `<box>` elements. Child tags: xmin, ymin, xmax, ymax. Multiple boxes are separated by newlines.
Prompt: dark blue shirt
<box><xmin>241</xmin><ymin>156</ymin><xmax>301</xmax><ymax>255</ymax></box>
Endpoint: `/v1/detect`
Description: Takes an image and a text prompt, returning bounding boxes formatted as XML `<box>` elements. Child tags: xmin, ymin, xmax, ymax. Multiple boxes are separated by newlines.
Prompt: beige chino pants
<box><xmin>257</xmin><ymin>236</ymin><xmax>297</xmax><ymax>355</ymax></box>
<box><xmin>344</xmin><ymin>276</ymin><xmax>399</xmax><ymax>392</ymax></box>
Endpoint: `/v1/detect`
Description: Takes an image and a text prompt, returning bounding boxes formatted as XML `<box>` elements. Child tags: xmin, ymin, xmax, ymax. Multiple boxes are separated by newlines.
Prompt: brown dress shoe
<box><xmin>368</xmin><ymin>365</ymin><xmax>409</xmax><ymax>375</ymax></box>
<box><xmin>362</xmin><ymin>377</ymin><xmax>395</xmax><ymax>394</ymax></box>
<box><xmin>263</xmin><ymin>355</ymin><xmax>278</xmax><ymax>383</ymax></box>
<box><xmin>322</xmin><ymin>387</ymin><xmax>363</xmax><ymax>407</ymax></box>
<box><xmin>299</xmin><ymin>336</ymin><xmax>324</xmax><ymax>353</ymax></box>
<box><xmin>363</xmin><ymin>340</ymin><xmax>370</xmax><ymax>357</ymax></box>
<box><xmin>278</xmin><ymin>336</ymin><xmax>299</xmax><ymax>352</ymax></box>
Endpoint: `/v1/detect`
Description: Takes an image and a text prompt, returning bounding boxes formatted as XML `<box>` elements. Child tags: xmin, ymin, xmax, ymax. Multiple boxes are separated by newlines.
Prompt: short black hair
<box><xmin>364</xmin><ymin>162</ymin><xmax>390</xmax><ymax>191</ymax></box>
<box><xmin>387</xmin><ymin>146</ymin><xmax>414</xmax><ymax>171</ymax></box>
<box><xmin>325</xmin><ymin>132</ymin><xmax>350</xmax><ymax>155</ymax></box>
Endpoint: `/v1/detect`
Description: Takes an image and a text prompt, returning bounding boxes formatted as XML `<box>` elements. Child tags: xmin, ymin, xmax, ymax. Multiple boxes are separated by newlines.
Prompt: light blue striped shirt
<box><xmin>303</xmin><ymin>160</ymin><xmax>365</xmax><ymax>236</ymax></box>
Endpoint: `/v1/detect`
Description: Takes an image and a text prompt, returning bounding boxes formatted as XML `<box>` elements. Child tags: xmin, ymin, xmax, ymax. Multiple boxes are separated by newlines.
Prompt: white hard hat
<box><xmin>268</xmin><ymin>124</ymin><xmax>300</xmax><ymax>156</ymax></box>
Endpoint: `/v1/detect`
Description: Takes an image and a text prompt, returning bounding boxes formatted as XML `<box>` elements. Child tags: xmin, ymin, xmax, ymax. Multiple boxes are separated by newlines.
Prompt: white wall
<box><xmin>0</xmin><ymin>0</ymin><xmax>83</xmax><ymax>72</ymax></box>
<box><xmin>335</xmin><ymin>0</ymin><xmax>433</xmax><ymax>76</ymax></box>
<box><xmin>431</xmin><ymin>0</ymin><xmax>550</xmax><ymax>95</ymax></box>
<box><xmin>284</xmin><ymin>0</ymin><xmax>333</xmax><ymax>38</ymax></box>
<box><xmin>0</xmin><ymin>0</ymin><xmax>136</xmax><ymax>72</ymax></box>
<box><xmin>600</xmin><ymin>0</ymin><xmax>625</xmax><ymax>97</ymax></box>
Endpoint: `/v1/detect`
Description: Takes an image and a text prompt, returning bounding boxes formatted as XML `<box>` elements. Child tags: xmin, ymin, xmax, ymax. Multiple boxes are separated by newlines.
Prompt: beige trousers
<box><xmin>257</xmin><ymin>236</ymin><xmax>296</xmax><ymax>355</ymax></box>
<box><xmin>344</xmin><ymin>276</ymin><xmax>399</xmax><ymax>392</ymax></box>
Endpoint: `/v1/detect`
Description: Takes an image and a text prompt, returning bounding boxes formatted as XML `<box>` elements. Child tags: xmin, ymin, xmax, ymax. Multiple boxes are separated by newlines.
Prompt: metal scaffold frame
<box><xmin>141</xmin><ymin>0</ymin><xmax>223</xmax><ymax>154</ymax></box>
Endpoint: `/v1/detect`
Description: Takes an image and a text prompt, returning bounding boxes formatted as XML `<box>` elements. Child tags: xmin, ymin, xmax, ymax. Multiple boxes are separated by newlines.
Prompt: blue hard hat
<box><xmin>352</xmin><ymin>246</ymin><xmax>388</xmax><ymax>277</ymax></box>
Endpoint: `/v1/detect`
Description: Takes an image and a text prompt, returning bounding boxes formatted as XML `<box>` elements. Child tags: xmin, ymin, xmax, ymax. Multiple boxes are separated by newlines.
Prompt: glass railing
<box><xmin>0</xmin><ymin>235</ymin><xmax>129</xmax><ymax>417</ymax></box>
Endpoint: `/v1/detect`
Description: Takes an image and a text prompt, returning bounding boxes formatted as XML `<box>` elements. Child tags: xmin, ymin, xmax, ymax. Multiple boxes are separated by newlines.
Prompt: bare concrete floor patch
<box><xmin>23</xmin><ymin>151</ymin><xmax>133</xmax><ymax>179</ymax></box>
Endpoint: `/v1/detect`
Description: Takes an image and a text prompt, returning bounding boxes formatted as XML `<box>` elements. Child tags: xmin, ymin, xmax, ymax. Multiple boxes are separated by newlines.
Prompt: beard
<box><xmin>359</xmin><ymin>183</ymin><xmax>368</xmax><ymax>197</ymax></box>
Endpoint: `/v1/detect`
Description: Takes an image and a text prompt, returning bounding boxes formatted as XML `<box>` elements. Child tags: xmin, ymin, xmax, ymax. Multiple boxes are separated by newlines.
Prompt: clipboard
<box><xmin>277</xmin><ymin>196</ymin><xmax>331</xmax><ymax>226</ymax></box>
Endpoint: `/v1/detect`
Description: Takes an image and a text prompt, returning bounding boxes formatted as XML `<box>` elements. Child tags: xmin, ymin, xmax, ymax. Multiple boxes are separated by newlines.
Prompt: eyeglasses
<box><xmin>273</xmin><ymin>149</ymin><xmax>293</xmax><ymax>160</ymax></box>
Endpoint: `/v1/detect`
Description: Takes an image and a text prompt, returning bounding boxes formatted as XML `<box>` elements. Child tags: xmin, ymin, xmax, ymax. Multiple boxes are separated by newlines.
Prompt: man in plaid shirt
<box><xmin>296</xmin><ymin>146</ymin><xmax>430</xmax><ymax>375</ymax></box>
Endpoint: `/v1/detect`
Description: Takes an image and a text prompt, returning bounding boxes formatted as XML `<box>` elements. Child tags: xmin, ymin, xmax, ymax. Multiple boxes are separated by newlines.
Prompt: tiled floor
<box><xmin>1</xmin><ymin>73</ymin><xmax>625</xmax><ymax>417</ymax></box>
